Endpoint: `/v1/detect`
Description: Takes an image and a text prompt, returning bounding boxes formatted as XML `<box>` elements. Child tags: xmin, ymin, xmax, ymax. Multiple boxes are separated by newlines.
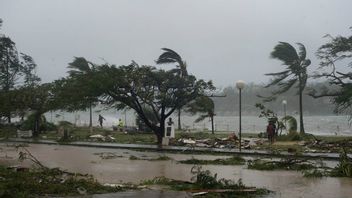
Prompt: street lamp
<box><xmin>236</xmin><ymin>80</ymin><xmax>245</xmax><ymax>152</ymax></box>
<box><xmin>282</xmin><ymin>100</ymin><xmax>287</xmax><ymax>133</ymax></box>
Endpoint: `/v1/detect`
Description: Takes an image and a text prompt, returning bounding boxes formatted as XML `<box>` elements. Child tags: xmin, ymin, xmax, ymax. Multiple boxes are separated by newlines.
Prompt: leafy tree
<box><xmin>0</xmin><ymin>19</ymin><xmax>40</xmax><ymax>122</ymax></box>
<box><xmin>156</xmin><ymin>48</ymin><xmax>188</xmax><ymax>130</ymax></box>
<box><xmin>95</xmin><ymin>62</ymin><xmax>213</xmax><ymax>146</ymax></box>
<box><xmin>15</xmin><ymin>83</ymin><xmax>56</xmax><ymax>136</ymax></box>
<box><xmin>262</xmin><ymin>42</ymin><xmax>311</xmax><ymax>134</ymax></box>
<box><xmin>310</xmin><ymin>30</ymin><xmax>352</xmax><ymax>116</ymax></box>
<box><xmin>186</xmin><ymin>96</ymin><xmax>216</xmax><ymax>134</ymax></box>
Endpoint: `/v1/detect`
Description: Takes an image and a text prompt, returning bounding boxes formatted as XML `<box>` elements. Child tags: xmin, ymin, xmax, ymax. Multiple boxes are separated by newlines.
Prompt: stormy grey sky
<box><xmin>0</xmin><ymin>0</ymin><xmax>351</xmax><ymax>87</ymax></box>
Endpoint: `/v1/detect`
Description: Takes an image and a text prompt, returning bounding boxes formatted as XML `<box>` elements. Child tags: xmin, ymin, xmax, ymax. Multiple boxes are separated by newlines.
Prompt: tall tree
<box><xmin>94</xmin><ymin>62</ymin><xmax>213</xmax><ymax>146</ymax></box>
<box><xmin>67</xmin><ymin>57</ymin><xmax>96</xmax><ymax>129</ymax></box>
<box><xmin>310</xmin><ymin>30</ymin><xmax>352</xmax><ymax>115</ymax></box>
<box><xmin>0</xmin><ymin>19</ymin><xmax>40</xmax><ymax>122</ymax></box>
<box><xmin>263</xmin><ymin>42</ymin><xmax>311</xmax><ymax>134</ymax></box>
<box><xmin>186</xmin><ymin>96</ymin><xmax>216</xmax><ymax>134</ymax></box>
<box><xmin>156</xmin><ymin>48</ymin><xmax>188</xmax><ymax>130</ymax></box>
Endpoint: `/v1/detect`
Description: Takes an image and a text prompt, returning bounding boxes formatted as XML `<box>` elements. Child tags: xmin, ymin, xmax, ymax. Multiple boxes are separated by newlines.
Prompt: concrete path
<box><xmin>4</xmin><ymin>138</ymin><xmax>350</xmax><ymax>160</ymax></box>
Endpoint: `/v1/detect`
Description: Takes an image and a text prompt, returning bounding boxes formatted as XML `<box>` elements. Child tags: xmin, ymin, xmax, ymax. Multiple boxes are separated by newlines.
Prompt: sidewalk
<box><xmin>4</xmin><ymin>138</ymin><xmax>350</xmax><ymax>160</ymax></box>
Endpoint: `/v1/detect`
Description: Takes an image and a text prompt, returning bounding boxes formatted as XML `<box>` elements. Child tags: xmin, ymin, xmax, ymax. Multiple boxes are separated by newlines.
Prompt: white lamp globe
<box><xmin>236</xmin><ymin>80</ymin><xmax>246</xmax><ymax>90</ymax></box>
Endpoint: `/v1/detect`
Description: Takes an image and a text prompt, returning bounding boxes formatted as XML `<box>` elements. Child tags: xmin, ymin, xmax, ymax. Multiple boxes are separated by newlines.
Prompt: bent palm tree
<box><xmin>67</xmin><ymin>57</ymin><xmax>96</xmax><ymax>129</ymax></box>
<box><xmin>156</xmin><ymin>48</ymin><xmax>188</xmax><ymax>130</ymax></box>
<box><xmin>186</xmin><ymin>96</ymin><xmax>215</xmax><ymax>134</ymax></box>
<box><xmin>264</xmin><ymin>42</ymin><xmax>311</xmax><ymax>134</ymax></box>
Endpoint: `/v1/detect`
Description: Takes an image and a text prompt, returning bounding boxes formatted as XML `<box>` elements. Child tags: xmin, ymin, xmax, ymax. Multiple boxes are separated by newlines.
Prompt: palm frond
<box><xmin>156</xmin><ymin>48</ymin><xmax>182</xmax><ymax>65</ymax></box>
<box><xmin>156</xmin><ymin>48</ymin><xmax>188</xmax><ymax>76</ymax></box>
<box><xmin>272</xmin><ymin>78</ymin><xmax>297</xmax><ymax>95</ymax></box>
<box><xmin>265</xmin><ymin>74</ymin><xmax>290</xmax><ymax>88</ymax></box>
<box><xmin>270</xmin><ymin>42</ymin><xmax>299</xmax><ymax>66</ymax></box>
<box><xmin>265</xmin><ymin>70</ymin><xmax>290</xmax><ymax>76</ymax></box>
<box><xmin>296</xmin><ymin>43</ymin><xmax>307</xmax><ymax>61</ymax></box>
<box><xmin>67</xmin><ymin>57</ymin><xmax>91</xmax><ymax>75</ymax></box>
<box><xmin>195</xmin><ymin>114</ymin><xmax>208</xmax><ymax>123</ymax></box>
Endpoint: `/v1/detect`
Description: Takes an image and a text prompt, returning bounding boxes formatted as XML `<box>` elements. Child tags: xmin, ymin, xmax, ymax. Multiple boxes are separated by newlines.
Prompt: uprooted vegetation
<box><xmin>248</xmin><ymin>148</ymin><xmax>352</xmax><ymax>178</ymax></box>
<box><xmin>247</xmin><ymin>158</ymin><xmax>319</xmax><ymax>171</ymax></box>
<box><xmin>178</xmin><ymin>156</ymin><xmax>246</xmax><ymax>165</ymax></box>
<box><xmin>143</xmin><ymin>166</ymin><xmax>271</xmax><ymax>197</ymax></box>
<box><xmin>0</xmin><ymin>146</ymin><xmax>134</xmax><ymax>198</ymax></box>
<box><xmin>129</xmin><ymin>155</ymin><xmax>173</xmax><ymax>161</ymax></box>
<box><xmin>0</xmin><ymin>166</ymin><xmax>127</xmax><ymax>198</ymax></box>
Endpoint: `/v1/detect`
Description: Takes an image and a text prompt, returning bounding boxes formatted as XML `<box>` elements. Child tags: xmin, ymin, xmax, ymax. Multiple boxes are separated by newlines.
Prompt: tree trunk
<box><xmin>177</xmin><ymin>108</ymin><xmax>181</xmax><ymax>130</ymax></box>
<box><xmin>156</xmin><ymin>120</ymin><xmax>165</xmax><ymax>149</ymax></box>
<box><xmin>7</xmin><ymin>114</ymin><xmax>11</xmax><ymax>123</ymax></box>
<box><xmin>211</xmin><ymin>115</ymin><xmax>214</xmax><ymax>134</ymax></box>
<box><xmin>89</xmin><ymin>103</ymin><xmax>93</xmax><ymax>133</ymax></box>
<box><xmin>299</xmin><ymin>76</ymin><xmax>305</xmax><ymax>134</ymax></box>
<box><xmin>33</xmin><ymin>113</ymin><xmax>40</xmax><ymax>137</ymax></box>
<box><xmin>156</xmin><ymin>131</ymin><xmax>163</xmax><ymax>149</ymax></box>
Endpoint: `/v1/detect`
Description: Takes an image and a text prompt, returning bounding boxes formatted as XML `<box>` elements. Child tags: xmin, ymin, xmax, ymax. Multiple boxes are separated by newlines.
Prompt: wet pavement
<box><xmin>1</xmin><ymin>143</ymin><xmax>352</xmax><ymax>198</ymax></box>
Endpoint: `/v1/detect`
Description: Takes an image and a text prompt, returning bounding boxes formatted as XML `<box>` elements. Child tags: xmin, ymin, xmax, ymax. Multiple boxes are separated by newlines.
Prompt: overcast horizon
<box><xmin>1</xmin><ymin>0</ymin><xmax>351</xmax><ymax>88</ymax></box>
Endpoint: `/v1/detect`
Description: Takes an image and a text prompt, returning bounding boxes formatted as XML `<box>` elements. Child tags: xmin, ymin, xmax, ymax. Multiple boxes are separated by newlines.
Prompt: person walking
<box><xmin>98</xmin><ymin>114</ymin><xmax>105</xmax><ymax>128</ymax></box>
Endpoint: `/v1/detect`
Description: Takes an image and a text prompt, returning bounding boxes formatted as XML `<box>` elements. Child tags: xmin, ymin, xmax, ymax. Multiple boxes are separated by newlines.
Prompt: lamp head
<box><xmin>236</xmin><ymin>80</ymin><xmax>245</xmax><ymax>90</ymax></box>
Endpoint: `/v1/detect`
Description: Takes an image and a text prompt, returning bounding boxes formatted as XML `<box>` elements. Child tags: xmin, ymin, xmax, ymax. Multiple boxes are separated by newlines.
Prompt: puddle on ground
<box><xmin>0</xmin><ymin>143</ymin><xmax>351</xmax><ymax>198</ymax></box>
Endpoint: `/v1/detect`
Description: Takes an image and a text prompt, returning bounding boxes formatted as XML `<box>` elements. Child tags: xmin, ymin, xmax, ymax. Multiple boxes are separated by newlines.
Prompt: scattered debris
<box><xmin>94</xmin><ymin>152</ymin><xmax>124</xmax><ymax>159</ymax></box>
<box><xmin>176</xmin><ymin>136</ymin><xmax>266</xmax><ymax>150</ymax></box>
<box><xmin>89</xmin><ymin>134</ymin><xmax>116</xmax><ymax>142</ymax></box>
<box><xmin>89</xmin><ymin>134</ymin><xmax>106</xmax><ymax>141</ymax></box>
<box><xmin>129</xmin><ymin>155</ymin><xmax>172</xmax><ymax>161</ymax></box>
<box><xmin>77</xmin><ymin>187</ymin><xmax>87</xmax><ymax>195</ymax></box>
<box><xmin>16</xmin><ymin>130</ymin><xmax>33</xmax><ymax>138</ymax></box>
<box><xmin>142</xmin><ymin>166</ymin><xmax>270</xmax><ymax>197</ymax></box>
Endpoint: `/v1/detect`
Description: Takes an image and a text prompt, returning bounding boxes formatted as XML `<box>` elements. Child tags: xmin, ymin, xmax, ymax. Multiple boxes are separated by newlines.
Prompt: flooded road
<box><xmin>0</xmin><ymin>143</ymin><xmax>351</xmax><ymax>198</ymax></box>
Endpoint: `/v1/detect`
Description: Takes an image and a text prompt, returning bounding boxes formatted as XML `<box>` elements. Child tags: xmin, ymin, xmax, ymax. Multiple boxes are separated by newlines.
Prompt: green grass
<box><xmin>178</xmin><ymin>156</ymin><xmax>246</xmax><ymax>165</ymax></box>
<box><xmin>0</xmin><ymin>125</ymin><xmax>17</xmax><ymax>138</ymax></box>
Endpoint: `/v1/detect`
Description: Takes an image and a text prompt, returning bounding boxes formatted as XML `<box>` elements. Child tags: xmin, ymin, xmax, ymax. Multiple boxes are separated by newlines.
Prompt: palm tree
<box><xmin>156</xmin><ymin>48</ymin><xmax>188</xmax><ymax>130</ymax></box>
<box><xmin>265</xmin><ymin>42</ymin><xmax>311</xmax><ymax>134</ymax></box>
<box><xmin>186</xmin><ymin>96</ymin><xmax>215</xmax><ymax>134</ymax></box>
<box><xmin>67</xmin><ymin>57</ymin><xmax>95</xmax><ymax>130</ymax></box>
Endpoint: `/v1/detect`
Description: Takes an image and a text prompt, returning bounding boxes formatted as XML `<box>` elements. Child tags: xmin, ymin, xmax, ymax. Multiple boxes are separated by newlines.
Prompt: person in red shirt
<box><xmin>266</xmin><ymin>122</ymin><xmax>275</xmax><ymax>144</ymax></box>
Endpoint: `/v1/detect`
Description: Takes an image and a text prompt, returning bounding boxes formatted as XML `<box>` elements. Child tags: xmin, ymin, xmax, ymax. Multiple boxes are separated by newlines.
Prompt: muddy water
<box><xmin>1</xmin><ymin>143</ymin><xmax>351</xmax><ymax>198</ymax></box>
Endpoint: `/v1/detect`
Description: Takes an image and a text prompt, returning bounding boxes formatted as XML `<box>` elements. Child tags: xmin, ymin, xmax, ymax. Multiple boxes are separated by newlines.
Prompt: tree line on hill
<box><xmin>211</xmin><ymin>82</ymin><xmax>336</xmax><ymax>116</ymax></box>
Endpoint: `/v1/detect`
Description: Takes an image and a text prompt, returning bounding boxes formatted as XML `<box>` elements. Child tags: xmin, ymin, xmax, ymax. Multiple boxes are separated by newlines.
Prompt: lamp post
<box><xmin>236</xmin><ymin>80</ymin><xmax>245</xmax><ymax>152</ymax></box>
<box><xmin>282</xmin><ymin>100</ymin><xmax>287</xmax><ymax>133</ymax></box>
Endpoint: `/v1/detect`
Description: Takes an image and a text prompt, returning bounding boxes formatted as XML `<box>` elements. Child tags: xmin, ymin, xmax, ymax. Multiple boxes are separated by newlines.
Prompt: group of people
<box><xmin>98</xmin><ymin>114</ymin><xmax>124</xmax><ymax>131</ymax></box>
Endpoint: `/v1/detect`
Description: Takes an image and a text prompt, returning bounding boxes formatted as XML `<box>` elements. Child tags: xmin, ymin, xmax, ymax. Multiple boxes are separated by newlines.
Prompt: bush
<box><xmin>20</xmin><ymin>114</ymin><xmax>57</xmax><ymax>132</ymax></box>
<box><xmin>330</xmin><ymin>148</ymin><xmax>352</xmax><ymax>177</ymax></box>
